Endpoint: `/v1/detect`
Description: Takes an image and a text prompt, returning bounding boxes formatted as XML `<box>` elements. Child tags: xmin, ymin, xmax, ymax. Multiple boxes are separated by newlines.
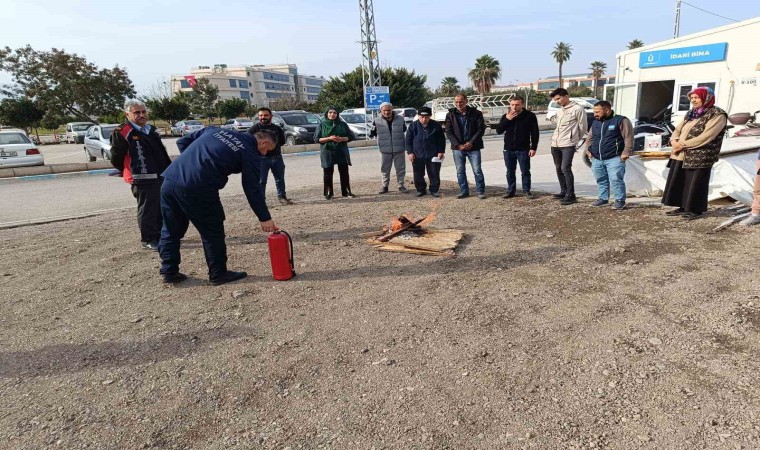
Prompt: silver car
<box><xmin>83</xmin><ymin>124</ymin><xmax>118</xmax><ymax>162</ymax></box>
<box><xmin>171</xmin><ymin>120</ymin><xmax>205</xmax><ymax>136</ymax></box>
<box><xmin>0</xmin><ymin>129</ymin><xmax>44</xmax><ymax>168</ymax></box>
<box><xmin>221</xmin><ymin>118</ymin><xmax>254</xmax><ymax>131</ymax></box>
<box><xmin>340</xmin><ymin>113</ymin><xmax>370</xmax><ymax>140</ymax></box>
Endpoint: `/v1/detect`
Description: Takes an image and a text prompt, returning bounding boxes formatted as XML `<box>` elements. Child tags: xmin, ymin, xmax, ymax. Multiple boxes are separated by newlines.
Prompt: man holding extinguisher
<box><xmin>158</xmin><ymin>128</ymin><xmax>279</xmax><ymax>285</ymax></box>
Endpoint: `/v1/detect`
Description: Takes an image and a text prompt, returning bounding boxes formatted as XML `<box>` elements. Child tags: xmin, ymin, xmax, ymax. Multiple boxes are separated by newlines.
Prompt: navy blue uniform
<box><xmin>159</xmin><ymin>127</ymin><xmax>271</xmax><ymax>280</ymax></box>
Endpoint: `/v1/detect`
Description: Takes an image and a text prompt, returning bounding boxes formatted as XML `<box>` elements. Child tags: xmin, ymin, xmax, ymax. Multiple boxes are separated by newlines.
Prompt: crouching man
<box><xmin>159</xmin><ymin>128</ymin><xmax>279</xmax><ymax>285</ymax></box>
<box><xmin>405</xmin><ymin>107</ymin><xmax>446</xmax><ymax>197</ymax></box>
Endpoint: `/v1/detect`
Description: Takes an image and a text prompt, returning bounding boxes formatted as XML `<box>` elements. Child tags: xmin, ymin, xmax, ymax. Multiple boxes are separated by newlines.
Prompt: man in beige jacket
<box><xmin>549</xmin><ymin>88</ymin><xmax>588</xmax><ymax>205</ymax></box>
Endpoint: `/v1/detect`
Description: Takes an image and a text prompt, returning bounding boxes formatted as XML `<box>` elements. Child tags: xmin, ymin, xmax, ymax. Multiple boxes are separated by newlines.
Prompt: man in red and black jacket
<box><xmin>110</xmin><ymin>99</ymin><xmax>172</xmax><ymax>251</ymax></box>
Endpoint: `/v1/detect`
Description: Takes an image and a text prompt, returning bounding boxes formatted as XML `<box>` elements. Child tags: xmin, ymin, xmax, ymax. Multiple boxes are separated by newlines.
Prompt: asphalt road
<box><xmin>1</xmin><ymin>129</ymin><xmax>598</xmax><ymax>228</ymax></box>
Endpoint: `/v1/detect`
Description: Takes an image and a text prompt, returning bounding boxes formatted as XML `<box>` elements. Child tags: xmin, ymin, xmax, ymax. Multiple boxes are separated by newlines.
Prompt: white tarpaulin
<box><xmin>626</xmin><ymin>135</ymin><xmax>760</xmax><ymax>206</ymax></box>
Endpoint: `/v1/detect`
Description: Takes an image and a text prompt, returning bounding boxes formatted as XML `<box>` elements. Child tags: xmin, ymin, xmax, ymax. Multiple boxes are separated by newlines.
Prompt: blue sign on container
<box><xmin>365</xmin><ymin>86</ymin><xmax>390</xmax><ymax>111</ymax></box>
<box><xmin>639</xmin><ymin>43</ymin><xmax>727</xmax><ymax>68</ymax></box>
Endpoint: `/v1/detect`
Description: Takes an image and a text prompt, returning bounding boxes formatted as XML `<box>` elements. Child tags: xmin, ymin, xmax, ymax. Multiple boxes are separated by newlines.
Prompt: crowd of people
<box><xmin>109</xmin><ymin>87</ymin><xmax>760</xmax><ymax>284</ymax></box>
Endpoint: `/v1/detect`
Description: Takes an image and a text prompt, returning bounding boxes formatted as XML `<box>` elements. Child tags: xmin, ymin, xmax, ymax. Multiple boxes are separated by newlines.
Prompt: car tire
<box><xmin>85</xmin><ymin>147</ymin><xmax>96</xmax><ymax>162</ymax></box>
<box><xmin>101</xmin><ymin>150</ymin><xmax>110</xmax><ymax>161</ymax></box>
<box><xmin>285</xmin><ymin>136</ymin><xmax>295</xmax><ymax>146</ymax></box>
<box><xmin>549</xmin><ymin>115</ymin><xmax>557</xmax><ymax>124</ymax></box>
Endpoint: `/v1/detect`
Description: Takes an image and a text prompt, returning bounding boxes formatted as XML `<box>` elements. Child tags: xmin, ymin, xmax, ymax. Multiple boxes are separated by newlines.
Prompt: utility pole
<box><xmin>673</xmin><ymin>0</ymin><xmax>682</xmax><ymax>38</ymax></box>
<box><xmin>359</xmin><ymin>0</ymin><xmax>381</xmax><ymax>122</ymax></box>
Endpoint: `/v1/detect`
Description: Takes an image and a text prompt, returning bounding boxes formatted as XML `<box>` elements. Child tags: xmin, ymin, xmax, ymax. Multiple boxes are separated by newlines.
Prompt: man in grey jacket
<box><xmin>370</xmin><ymin>102</ymin><xmax>408</xmax><ymax>193</ymax></box>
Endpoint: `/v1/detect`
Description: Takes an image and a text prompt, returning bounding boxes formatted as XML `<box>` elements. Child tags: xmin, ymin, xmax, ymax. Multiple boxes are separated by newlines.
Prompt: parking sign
<box><xmin>364</xmin><ymin>86</ymin><xmax>390</xmax><ymax>111</ymax></box>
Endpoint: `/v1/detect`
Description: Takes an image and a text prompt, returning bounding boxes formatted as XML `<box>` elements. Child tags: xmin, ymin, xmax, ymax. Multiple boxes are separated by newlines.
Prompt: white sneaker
<box><xmin>739</xmin><ymin>214</ymin><xmax>760</xmax><ymax>226</ymax></box>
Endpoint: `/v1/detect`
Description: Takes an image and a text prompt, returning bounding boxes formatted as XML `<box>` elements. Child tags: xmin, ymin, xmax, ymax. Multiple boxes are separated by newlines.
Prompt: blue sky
<box><xmin>1</xmin><ymin>0</ymin><xmax>759</xmax><ymax>96</ymax></box>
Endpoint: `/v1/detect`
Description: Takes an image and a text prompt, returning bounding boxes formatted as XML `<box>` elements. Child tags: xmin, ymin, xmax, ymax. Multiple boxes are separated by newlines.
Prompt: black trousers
<box><xmin>131</xmin><ymin>182</ymin><xmax>162</xmax><ymax>243</ymax></box>
<box><xmin>324</xmin><ymin>164</ymin><xmax>351</xmax><ymax>196</ymax></box>
<box><xmin>412</xmin><ymin>157</ymin><xmax>441</xmax><ymax>194</ymax></box>
<box><xmin>551</xmin><ymin>146</ymin><xmax>576</xmax><ymax>196</ymax></box>
<box><xmin>662</xmin><ymin>159</ymin><xmax>712</xmax><ymax>214</ymax></box>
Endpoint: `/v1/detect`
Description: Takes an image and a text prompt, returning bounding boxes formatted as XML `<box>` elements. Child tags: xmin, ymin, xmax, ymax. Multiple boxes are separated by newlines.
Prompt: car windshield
<box><xmin>73</xmin><ymin>124</ymin><xmax>93</xmax><ymax>131</ymax></box>
<box><xmin>281</xmin><ymin>114</ymin><xmax>319</xmax><ymax>126</ymax></box>
<box><xmin>341</xmin><ymin>114</ymin><xmax>365</xmax><ymax>124</ymax></box>
<box><xmin>237</xmin><ymin>120</ymin><xmax>253</xmax><ymax>124</ymax></box>
<box><xmin>0</xmin><ymin>133</ymin><xmax>31</xmax><ymax>145</ymax></box>
<box><xmin>185</xmin><ymin>121</ymin><xmax>202</xmax><ymax>126</ymax></box>
<box><xmin>101</xmin><ymin>126</ymin><xmax>116</xmax><ymax>139</ymax></box>
<box><xmin>308</xmin><ymin>114</ymin><xmax>322</xmax><ymax>123</ymax></box>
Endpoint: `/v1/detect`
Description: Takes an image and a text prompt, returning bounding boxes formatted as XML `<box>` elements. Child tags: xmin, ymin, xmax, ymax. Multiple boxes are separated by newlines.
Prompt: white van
<box><xmin>545</xmin><ymin>98</ymin><xmax>598</xmax><ymax>123</ymax></box>
<box><xmin>65</xmin><ymin>122</ymin><xmax>95</xmax><ymax>144</ymax></box>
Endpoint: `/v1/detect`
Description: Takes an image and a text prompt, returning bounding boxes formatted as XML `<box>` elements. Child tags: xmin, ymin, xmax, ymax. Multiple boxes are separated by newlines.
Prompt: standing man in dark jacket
<box><xmin>159</xmin><ymin>128</ymin><xmax>279</xmax><ymax>285</ymax></box>
<box><xmin>495</xmin><ymin>95</ymin><xmax>539</xmax><ymax>199</ymax></box>
<box><xmin>405</xmin><ymin>107</ymin><xmax>446</xmax><ymax>197</ymax></box>
<box><xmin>110</xmin><ymin>99</ymin><xmax>172</xmax><ymax>251</ymax></box>
<box><xmin>584</xmin><ymin>101</ymin><xmax>634</xmax><ymax>210</ymax></box>
<box><xmin>370</xmin><ymin>102</ymin><xmax>408</xmax><ymax>194</ymax></box>
<box><xmin>444</xmin><ymin>93</ymin><xmax>487</xmax><ymax>199</ymax></box>
<box><xmin>248</xmin><ymin>107</ymin><xmax>289</xmax><ymax>205</ymax></box>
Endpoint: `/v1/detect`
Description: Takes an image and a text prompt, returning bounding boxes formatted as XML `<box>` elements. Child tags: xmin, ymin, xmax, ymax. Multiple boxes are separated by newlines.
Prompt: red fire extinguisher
<box><xmin>268</xmin><ymin>230</ymin><xmax>295</xmax><ymax>281</ymax></box>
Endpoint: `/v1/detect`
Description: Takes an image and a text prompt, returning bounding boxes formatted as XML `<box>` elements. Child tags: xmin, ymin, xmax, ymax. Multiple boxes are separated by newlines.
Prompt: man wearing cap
<box><xmin>370</xmin><ymin>102</ymin><xmax>408</xmax><ymax>194</ymax></box>
<box><xmin>405</xmin><ymin>107</ymin><xmax>446</xmax><ymax>197</ymax></box>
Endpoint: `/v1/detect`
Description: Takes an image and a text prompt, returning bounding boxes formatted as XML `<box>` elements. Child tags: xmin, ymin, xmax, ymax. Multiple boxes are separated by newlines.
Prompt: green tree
<box><xmin>268</xmin><ymin>97</ymin><xmax>312</xmax><ymax>112</ymax></box>
<box><xmin>468</xmin><ymin>55</ymin><xmax>501</xmax><ymax>96</ymax></box>
<box><xmin>567</xmin><ymin>86</ymin><xmax>594</xmax><ymax>97</ymax></box>
<box><xmin>551</xmin><ymin>42</ymin><xmax>573</xmax><ymax>89</ymax></box>
<box><xmin>627</xmin><ymin>39</ymin><xmax>645</xmax><ymax>49</ymax></box>
<box><xmin>190</xmin><ymin>78</ymin><xmax>219</xmax><ymax>122</ymax></box>
<box><xmin>315</xmin><ymin>66</ymin><xmax>428</xmax><ymax>111</ymax></box>
<box><xmin>145</xmin><ymin>97</ymin><xmax>190</xmax><ymax>132</ymax></box>
<box><xmin>436</xmin><ymin>77</ymin><xmax>461</xmax><ymax>97</ymax></box>
<box><xmin>589</xmin><ymin>61</ymin><xmax>607</xmax><ymax>98</ymax></box>
<box><xmin>0</xmin><ymin>45</ymin><xmax>135</xmax><ymax>123</ymax></box>
<box><xmin>0</xmin><ymin>97</ymin><xmax>44</xmax><ymax>134</ymax></box>
<box><xmin>217</xmin><ymin>98</ymin><xmax>248</xmax><ymax>120</ymax></box>
<box><xmin>244</xmin><ymin>103</ymin><xmax>259</xmax><ymax>118</ymax></box>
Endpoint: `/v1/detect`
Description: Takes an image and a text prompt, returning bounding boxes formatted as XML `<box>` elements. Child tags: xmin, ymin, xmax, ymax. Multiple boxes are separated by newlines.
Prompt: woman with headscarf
<box><xmin>314</xmin><ymin>107</ymin><xmax>356</xmax><ymax>199</ymax></box>
<box><xmin>662</xmin><ymin>87</ymin><xmax>728</xmax><ymax>220</ymax></box>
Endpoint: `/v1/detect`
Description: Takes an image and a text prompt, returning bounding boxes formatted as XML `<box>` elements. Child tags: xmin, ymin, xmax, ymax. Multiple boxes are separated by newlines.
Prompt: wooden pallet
<box><xmin>367</xmin><ymin>228</ymin><xmax>464</xmax><ymax>256</ymax></box>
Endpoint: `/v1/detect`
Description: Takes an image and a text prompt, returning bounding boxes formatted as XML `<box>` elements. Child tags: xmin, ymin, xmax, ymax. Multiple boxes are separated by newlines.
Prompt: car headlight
<box><xmin>295</xmin><ymin>127</ymin><xmax>307</xmax><ymax>133</ymax></box>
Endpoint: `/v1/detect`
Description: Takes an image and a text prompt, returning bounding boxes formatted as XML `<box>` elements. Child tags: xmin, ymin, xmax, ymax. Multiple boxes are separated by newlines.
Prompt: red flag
<box><xmin>184</xmin><ymin>75</ymin><xmax>197</xmax><ymax>87</ymax></box>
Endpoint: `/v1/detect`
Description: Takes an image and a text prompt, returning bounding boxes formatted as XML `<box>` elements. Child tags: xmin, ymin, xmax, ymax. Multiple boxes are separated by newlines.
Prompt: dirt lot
<box><xmin>1</xmin><ymin>180</ymin><xmax>759</xmax><ymax>449</ymax></box>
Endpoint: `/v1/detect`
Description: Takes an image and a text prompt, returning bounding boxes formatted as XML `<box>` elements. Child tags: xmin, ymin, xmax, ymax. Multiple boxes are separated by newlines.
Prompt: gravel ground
<box><xmin>1</xmin><ymin>180</ymin><xmax>759</xmax><ymax>449</ymax></box>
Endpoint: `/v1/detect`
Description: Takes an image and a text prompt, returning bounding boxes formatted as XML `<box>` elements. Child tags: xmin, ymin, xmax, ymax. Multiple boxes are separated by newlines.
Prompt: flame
<box><xmin>418</xmin><ymin>211</ymin><xmax>437</xmax><ymax>227</ymax></box>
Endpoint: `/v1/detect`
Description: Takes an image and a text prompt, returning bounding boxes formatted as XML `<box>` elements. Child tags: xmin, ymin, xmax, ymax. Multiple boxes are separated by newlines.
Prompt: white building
<box><xmin>171</xmin><ymin>63</ymin><xmax>326</xmax><ymax>106</ymax></box>
<box><xmin>610</xmin><ymin>16</ymin><xmax>760</xmax><ymax>123</ymax></box>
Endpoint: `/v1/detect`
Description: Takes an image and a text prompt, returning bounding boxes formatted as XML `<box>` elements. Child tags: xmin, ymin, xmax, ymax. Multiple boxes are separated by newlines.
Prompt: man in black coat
<box><xmin>495</xmin><ymin>95</ymin><xmax>539</xmax><ymax>199</ymax></box>
<box><xmin>405</xmin><ymin>107</ymin><xmax>446</xmax><ymax>197</ymax></box>
<box><xmin>248</xmin><ymin>107</ymin><xmax>290</xmax><ymax>205</ymax></box>
<box><xmin>444</xmin><ymin>93</ymin><xmax>487</xmax><ymax>199</ymax></box>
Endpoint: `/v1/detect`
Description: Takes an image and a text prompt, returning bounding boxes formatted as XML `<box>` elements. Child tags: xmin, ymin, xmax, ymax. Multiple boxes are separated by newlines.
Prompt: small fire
<box><xmin>388</xmin><ymin>201</ymin><xmax>440</xmax><ymax>231</ymax></box>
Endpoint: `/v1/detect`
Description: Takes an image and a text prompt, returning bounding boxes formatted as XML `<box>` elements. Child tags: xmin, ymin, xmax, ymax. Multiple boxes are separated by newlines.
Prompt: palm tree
<box><xmin>551</xmin><ymin>42</ymin><xmax>573</xmax><ymax>89</ymax></box>
<box><xmin>440</xmin><ymin>77</ymin><xmax>461</xmax><ymax>97</ymax></box>
<box><xmin>627</xmin><ymin>39</ymin><xmax>645</xmax><ymax>49</ymax></box>
<box><xmin>468</xmin><ymin>55</ymin><xmax>501</xmax><ymax>96</ymax></box>
<box><xmin>589</xmin><ymin>61</ymin><xmax>607</xmax><ymax>98</ymax></box>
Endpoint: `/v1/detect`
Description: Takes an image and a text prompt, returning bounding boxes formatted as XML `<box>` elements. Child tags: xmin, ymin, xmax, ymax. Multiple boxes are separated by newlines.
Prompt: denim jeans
<box><xmin>260</xmin><ymin>155</ymin><xmax>286</xmax><ymax>198</ymax></box>
<box><xmin>591</xmin><ymin>156</ymin><xmax>626</xmax><ymax>202</ymax></box>
<box><xmin>551</xmin><ymin>146</ymin><xmax>576</xmax><ymax>196</ymax></box>
<box><xmin>503</xmin><ymin>149</ymin><xmax>531</xmax><ymax>194</ymax></box>
<box><xmin>452</xmin><ymin>149</ymin><xmax>485</xmax><ymax>195</ymax></box>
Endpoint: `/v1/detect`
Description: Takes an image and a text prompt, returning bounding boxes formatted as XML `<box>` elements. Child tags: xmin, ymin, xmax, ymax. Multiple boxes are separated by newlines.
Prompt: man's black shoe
<box><xmin>456</xmin><ymin>193</ymin><xmax>469</xmax><ymax>199</ymax></box>
<box><xmin>552</xmin><ymin>193</ymin><xmax>567</xmax><ymax>199</ymax></box>
<box><xmin>431</xmin><ymin>192</ymin><xmax>440</xmax><ymax>198</ymax></box>
<box><xmin>163</xmin><ymin>273</ymin><xmax>188</xmax><ymax>284</ymax></box>
<box><xmin>142</xmin><ymin>241</ymin><xmax>159</xmax><ymax>252</ymax></box>
<box><xmin>210</xmin><ymin>271</ymin><xmax>248</xmax><ymax>286</ymax></box>
<box><xmin>502</xmin><ymin>192</ymin><xmax>516</xmax><ymax>199</ymax></box>
<box><xmin>415</xmin><ymin>191</ymin><xmax>427</xmax><ymax>197</ymax></box>
<box><xmin>378</xmin><ymin>187</ymin><xmax>389</xmax><ymax>194</ymax></box>
<box><xmin>560</xmin><ymin>196</ymin><xmax>578</xmax><ymax>206</ymax></box>
<box><xmin>524</xmin><ymin>192</ymin><xmax>535</xmax><ymax>199</ymax></box>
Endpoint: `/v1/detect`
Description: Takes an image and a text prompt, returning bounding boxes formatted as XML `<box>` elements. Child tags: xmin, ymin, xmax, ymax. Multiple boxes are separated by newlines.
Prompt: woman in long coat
<box><xmin>314</xmin><ymin>106</ymin><xmax>356</xmax><ymax>199</ymax></box>
<box><xmin>662</xmin><ymin>87</ymin><xmax>728</xmax><ymax>220</ymax></box>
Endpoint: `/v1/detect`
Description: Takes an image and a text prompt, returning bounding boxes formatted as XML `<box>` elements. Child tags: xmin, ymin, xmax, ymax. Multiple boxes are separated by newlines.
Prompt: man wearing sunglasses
<box><xmin>111</xmin><ymin>99</ymin><xmax>173</xmax><ymax>251</ymax></box>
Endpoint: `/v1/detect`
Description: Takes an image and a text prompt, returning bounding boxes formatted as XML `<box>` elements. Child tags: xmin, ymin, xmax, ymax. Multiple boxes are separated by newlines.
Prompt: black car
<box><xmin>272</xmin><ymin>110</ymin><xmax>322</xmax><ymax>145</ymax></box>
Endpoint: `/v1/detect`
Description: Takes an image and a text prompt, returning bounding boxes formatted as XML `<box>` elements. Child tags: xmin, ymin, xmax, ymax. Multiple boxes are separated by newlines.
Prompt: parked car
<box><xmin>272</xmin><ymin>111</ymin><xmax>322</xmax><ymax>145</ymax></box>
<box><xmin>221</xmin><ymin>118</ymin><xmax>254</xmax><ymax>131</ymax></box>
<box><xmin>83</xmin><ymin>124</ymin><xmax>118</xmax><ymax>162</ymax></box>
<box><xmin>65</xmin><ymin>122</ymin><xmax>95</xmax><ymax>144</ymax></box>
<box><xmin>340</xmin><ymin>113</ymin><xmax>370</xmax><ymax>140</ymax></box>
<box><xmin>0</xmin><ymin>129</ymin><xmax>44</xmax><ymax>168</ymax></box>
<box><xmin>170</xmin><ymin>120</ymin><xmax>205</xmax><ymax>136</ymax></box>
<box><xmin>546</xmin><ymin>97</ymin><xmax>599</xmax><ymax>123</ymax></box>
<box><xmin>393</xmin><ymin>107</ymin><xmax>417</xmax><ymax>126</ymax></box>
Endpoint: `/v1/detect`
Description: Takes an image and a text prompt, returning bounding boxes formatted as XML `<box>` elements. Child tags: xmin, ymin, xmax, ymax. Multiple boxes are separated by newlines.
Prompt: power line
<box><xmin>681</xmin><ymin>1</ymin><xmax>740</xmax><ymax>23</ymax></box>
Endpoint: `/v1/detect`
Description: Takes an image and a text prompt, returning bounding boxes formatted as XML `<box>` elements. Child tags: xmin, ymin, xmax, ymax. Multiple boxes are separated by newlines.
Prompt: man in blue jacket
<box><xmin>159</xmin><ymin>128</ymin><xmax>279</xmax><ymax>285</ymax></box>
<box><xmin>584</xmin><ymin>101</ymin><xmax>634</xmax><ymax>210</ymax></box>
<box><xmin>405</xmin><ymin>107</ymin><xmax>446</xmax><ymax>197</ymax></box>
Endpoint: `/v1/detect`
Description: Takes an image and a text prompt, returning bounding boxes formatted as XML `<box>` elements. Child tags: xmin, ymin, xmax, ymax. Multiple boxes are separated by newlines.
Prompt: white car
<box><xmin>546</xmin><ymin>97</ymin><xmax>599</xmax><ymax>123</ymax></box>
<box><xmin>83</xmin><ymin>124</ymin><xmax>118</xmax><ymax>162</ymax></box>
<box><xmin>0</xmin><ymin>129</ymin><xmax>44</xmax><ymax>168</ymax></box>
<box><xmin>393</xmin><ymin>107</ymin><xmax>417</xmax><ymax>126</ymax></box>
<box><xmin>340</xmin><ymin>113</ymin><xmax>370</xmax><ymax>140</ymax></box>
<box><xmin>64</xmin><ymin>122</ymin><xmax>95</xmax><ymax>144</ymax></box>
<box><xmin>221</xmin><ymin>118</ymin><xmax>253</xmax><ymax>131</ymax></box>
<box><xmin>171</xmin><ymin>120</ymin><xmax>205</xmax><ymax>136</ymax></box>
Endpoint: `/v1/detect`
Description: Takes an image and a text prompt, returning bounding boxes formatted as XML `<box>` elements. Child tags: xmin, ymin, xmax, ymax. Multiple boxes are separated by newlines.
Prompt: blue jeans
<box><xmin>159</xmin><ymin>180</ymin><xmax>228</xmax><ymax>280</ymax></box>
<box><xmin>591</xmin><ymin>157</ymin><xmax>626</xmax><ymax>202</ymax></box>
<box><xmin>503</xmin><ymin>149</ymin><xmax>531</xmax><ymax>194</ymax></box>
<box><xmin>261</xmin><ymin>155</ymin><xmax>286</xmax><ymax>198</ymax></box>
<box><xmin>452</xmin><ymin>149</ymin><xmax>485</xmax><ymax>195</ymax></box>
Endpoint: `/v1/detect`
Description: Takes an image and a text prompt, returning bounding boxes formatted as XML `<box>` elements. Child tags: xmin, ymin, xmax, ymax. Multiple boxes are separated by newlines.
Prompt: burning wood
<box><xmin>364</xmin><ymin>212</ymin><xmax>464</xmax><ymax>256</ymax></box>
